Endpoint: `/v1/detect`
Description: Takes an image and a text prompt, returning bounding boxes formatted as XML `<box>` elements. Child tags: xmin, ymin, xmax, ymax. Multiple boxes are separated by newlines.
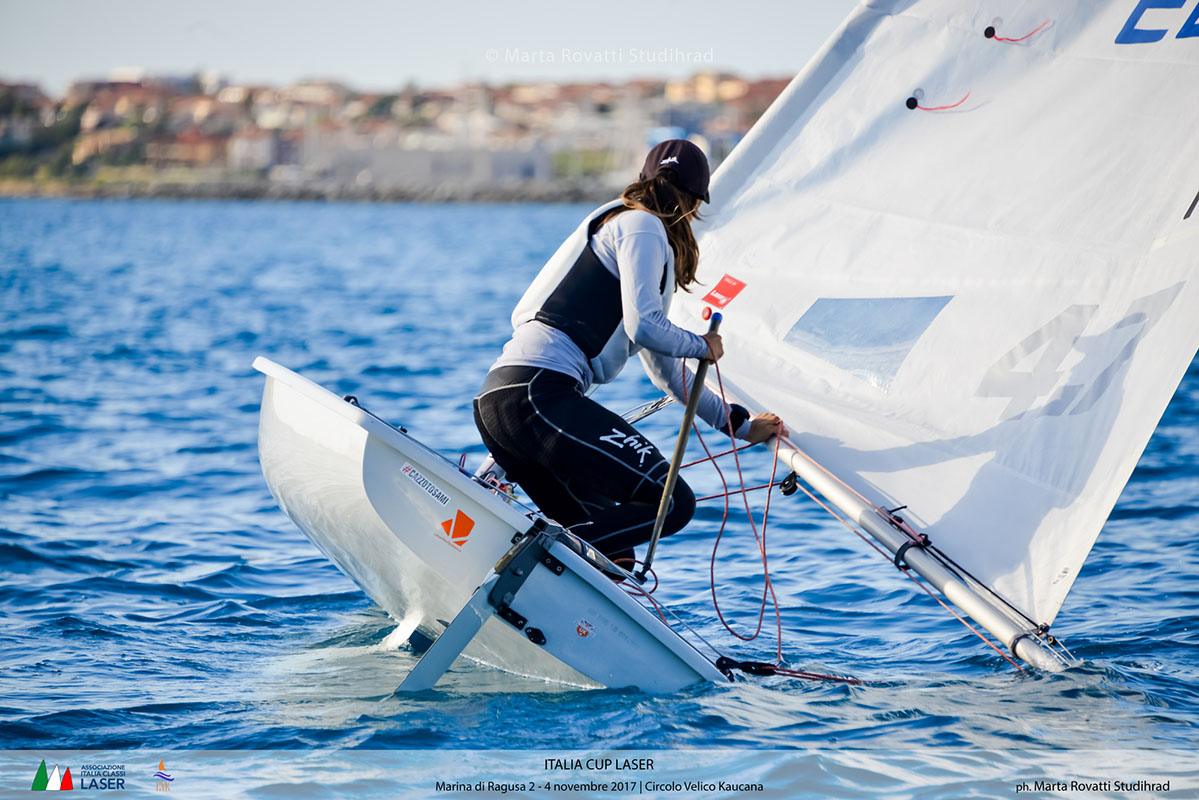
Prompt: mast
<box><xmin>777</xmin><ymin>442</ymin><xmax>1062</xmax><ymax>670</ymax></box>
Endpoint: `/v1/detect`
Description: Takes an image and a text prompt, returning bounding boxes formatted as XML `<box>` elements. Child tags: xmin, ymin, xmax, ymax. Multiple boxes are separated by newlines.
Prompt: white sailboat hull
<box><xmin>253</xmin><ymin>357</ymin><xmax>727</xmax><ymax>691</ymax></box>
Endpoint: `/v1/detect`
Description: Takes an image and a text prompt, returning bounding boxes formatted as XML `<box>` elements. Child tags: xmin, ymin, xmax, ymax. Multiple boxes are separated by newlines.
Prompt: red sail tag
<box><xmin>701</xmin><ymin>274</ymin><xmax>747</xmax><ymax>308</ymax></box>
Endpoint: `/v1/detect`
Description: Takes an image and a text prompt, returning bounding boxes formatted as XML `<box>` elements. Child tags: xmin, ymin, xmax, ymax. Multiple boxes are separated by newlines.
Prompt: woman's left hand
<box><xmin>746</xmin><ymin>412</ymin><xmax>787</xmax><ymax>445</ymax></box>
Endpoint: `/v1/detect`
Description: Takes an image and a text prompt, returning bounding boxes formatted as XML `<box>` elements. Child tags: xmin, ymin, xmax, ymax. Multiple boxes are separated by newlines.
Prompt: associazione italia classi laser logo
<box><xmin>29</xmin><ymin>760</ymin><xmax>128</xmax><ymax>791</ymax></box>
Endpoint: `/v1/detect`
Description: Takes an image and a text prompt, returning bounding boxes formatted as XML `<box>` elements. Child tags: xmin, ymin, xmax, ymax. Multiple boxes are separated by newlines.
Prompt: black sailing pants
<box><xmin>473</xmin><ymin>366</ymin><xmax>695</xmax><ymax>566</ymax></box>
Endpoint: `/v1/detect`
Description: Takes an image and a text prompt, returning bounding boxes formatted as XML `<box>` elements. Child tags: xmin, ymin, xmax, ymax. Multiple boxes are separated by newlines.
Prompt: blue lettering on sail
<box><xmin>1115</xmin><ymin>0</ymin><xmax>1195</xmax><ymax>43</ymax></box>
<box><xmin>783</xmin><ymin>296</ymin><xmax>952</xmax><ymax>390</ymax></box>
<box><xmin>1180</xmin><ymin>2</ymin><xmax>1199</xmax><ymax>37</ymax></box>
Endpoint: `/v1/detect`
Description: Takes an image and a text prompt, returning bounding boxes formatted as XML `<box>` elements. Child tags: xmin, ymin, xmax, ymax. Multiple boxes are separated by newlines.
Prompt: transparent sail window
<box><xmin>783</xmin><ymin>296</ymin><xmax>953</xmax><ymax>390</ymax></box>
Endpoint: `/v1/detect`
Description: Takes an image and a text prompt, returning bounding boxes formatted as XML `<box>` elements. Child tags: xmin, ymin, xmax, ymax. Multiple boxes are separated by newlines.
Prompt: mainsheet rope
<box><xmin>613</xmin><ymin>358</ymin><xmax>857</xmax><ymax>685</ymax></box>
<box><xmin>678</xmin><ymin>358</ymin><xmax>861</xmax><ymax>684</ymax></box>
<box><xmin>672</xmin><ymin>357</ymin><xmax>1028</xmax><ymax>673</ymax></box>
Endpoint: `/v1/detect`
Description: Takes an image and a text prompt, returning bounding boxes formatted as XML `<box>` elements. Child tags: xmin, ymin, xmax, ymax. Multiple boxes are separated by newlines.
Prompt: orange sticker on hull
<box><xmin>440</xmin><ymin>510</ymin><xmax>475</xmax><ymax>548</ymax></box>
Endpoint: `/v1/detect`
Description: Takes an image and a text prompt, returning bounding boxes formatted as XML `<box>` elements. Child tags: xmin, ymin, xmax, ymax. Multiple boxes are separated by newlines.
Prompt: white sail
<box><xmin>675</xmin><ymin>0</ymin><xmax>1199</xmax><ymax>629</ymax></box>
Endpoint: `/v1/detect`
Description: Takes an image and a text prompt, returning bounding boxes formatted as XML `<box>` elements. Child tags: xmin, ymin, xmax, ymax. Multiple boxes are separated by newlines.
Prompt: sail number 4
<box><xmin>1116</xmin><ymin>0</ymin><xmax>1199</xmax><ymax>43</ymax></box>
<box><xmin>977</xmin><ymin>285</ymin><xmax>1182</xmax><ymax>420</ymax></box>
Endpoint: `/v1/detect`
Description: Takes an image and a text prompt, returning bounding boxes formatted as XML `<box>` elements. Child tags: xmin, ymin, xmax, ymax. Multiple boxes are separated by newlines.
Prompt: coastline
<box><xmin>0</xmin><ymin>178</ymin><xmax>619</xmax><ymax>203</ymax></box>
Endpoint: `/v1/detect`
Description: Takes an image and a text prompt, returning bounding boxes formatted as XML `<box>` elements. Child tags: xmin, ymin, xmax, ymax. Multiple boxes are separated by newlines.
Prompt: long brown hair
<box><xmin>597</xmin><ymin>173</ymin><xmax>702</xmax><ymax>291</ymax></box>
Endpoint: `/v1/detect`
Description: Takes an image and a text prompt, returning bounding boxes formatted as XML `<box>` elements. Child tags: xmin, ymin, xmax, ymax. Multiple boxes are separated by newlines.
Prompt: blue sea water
<box><xmin>1</xmin><ymin>198</ymin><xmax>1196</xmax><ymax>797</ymax></box>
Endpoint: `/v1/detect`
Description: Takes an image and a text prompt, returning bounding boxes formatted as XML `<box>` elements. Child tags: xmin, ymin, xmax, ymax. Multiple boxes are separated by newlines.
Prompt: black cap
<box><xmin>639</xmin><ymin>139</ymin><xmax>710</xmax><ymax>203</ymax></box>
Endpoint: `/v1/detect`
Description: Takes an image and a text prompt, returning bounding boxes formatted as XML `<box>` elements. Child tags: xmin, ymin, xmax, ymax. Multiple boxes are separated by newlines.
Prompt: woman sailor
<box><xmin>474</xmin><ymin>139</ymin><xmax>784</xmax><ymax>568</ymax></box>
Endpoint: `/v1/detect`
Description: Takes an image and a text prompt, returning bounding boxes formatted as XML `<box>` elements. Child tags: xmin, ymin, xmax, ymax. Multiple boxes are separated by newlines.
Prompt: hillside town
<box><xmin>0</xmin><ymin>70</ymin><xmax>791</xmax><ymax>201</ymax></box>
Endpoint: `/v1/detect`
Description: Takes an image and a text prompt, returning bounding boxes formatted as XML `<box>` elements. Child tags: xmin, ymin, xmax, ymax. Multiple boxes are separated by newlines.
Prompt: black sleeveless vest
<box><xmin>534</xmin><ymin>213</ymin><xmax>669</xmax><ymax>359</ymax></box>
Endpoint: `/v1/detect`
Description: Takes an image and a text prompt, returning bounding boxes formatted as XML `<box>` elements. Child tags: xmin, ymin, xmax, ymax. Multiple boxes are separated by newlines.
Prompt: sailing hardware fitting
<box><xmin>1009</xmin><ymin>631</ymin><xmax>1037</xmax><ymax>658</ymax></box>
<box><xmin>485</xmin><ymin>522</ymin><xmax>567</xmax><ymax>647</ymax></box>
<box><xmin>342</xmin><ymin>394</ymin><xmax>407</xmax><ymax>432</ymax></box>
<box><xmin>905</xmin><ymin>90</ymin><xmax>971</xmax><ymax>111</ymax></box>
<box><xmin>985</xmin><ymin>19</ymin><xmax>1051</xmax><ymax>42</ymax></box>
<box><xmin>714</xmin><ymin>656</ymin><xmax>862</xmax><ymax>685</ymax></box>
<box><xmin>1010</xmin><ymin>622</ymin><xmax>1059</xmax><ymax>655</ymax></box>
<box><xmin>894</xmin><ymin>534</ymin><xmax>932</xmax><ymax>570</ymax></box>
<box><xmin>1009</xmin><ymin>622</ymin><xmax>1057</xmax><ymax>657</ymax></box>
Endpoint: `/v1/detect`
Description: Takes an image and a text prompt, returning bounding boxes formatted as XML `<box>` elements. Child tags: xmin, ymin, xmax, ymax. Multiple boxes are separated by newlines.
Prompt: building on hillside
<box><xmin>298</xmin><ymin>123</ymin><xmax>551</xmax><ymax>188</ymax></box>
<box><xmin>144</xmin><ymin>128</ymin><xmax>225</xmax><ymax>168</ymax></box>
<box><xmin>227</xmin><ymin>127</ymin><xmax>279</xmax><ymax>170</ymax></box>
<box><xmin>71</xmin><ymin>127</ymin><xmax>139</xmax><ymax>164</ymax></box>
<box><xmin>64</xmin><ymin>80</ymin><xmax>141</xmax><ymax>108</ymax></box>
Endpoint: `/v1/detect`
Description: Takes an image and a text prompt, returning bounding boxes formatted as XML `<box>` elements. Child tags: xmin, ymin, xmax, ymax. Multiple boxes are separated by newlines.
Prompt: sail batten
<box><xmin>677</xmin><ymin>0</ymin><xmax>1199</xmax><ymax>641</ymax></box>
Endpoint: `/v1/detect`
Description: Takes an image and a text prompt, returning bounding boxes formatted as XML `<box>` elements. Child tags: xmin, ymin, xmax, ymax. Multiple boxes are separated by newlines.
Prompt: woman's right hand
<box><xmin>701</xmin><ymin>331</ymin><xmax>724</xmax><ymax>362</ymax></box>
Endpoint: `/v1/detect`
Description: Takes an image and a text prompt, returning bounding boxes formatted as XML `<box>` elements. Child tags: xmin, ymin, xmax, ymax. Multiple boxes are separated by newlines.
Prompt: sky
<box><xmin>0</xmin><ymin>0</ymin><xmax>860</xmax><ymax>96</ymax></box>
